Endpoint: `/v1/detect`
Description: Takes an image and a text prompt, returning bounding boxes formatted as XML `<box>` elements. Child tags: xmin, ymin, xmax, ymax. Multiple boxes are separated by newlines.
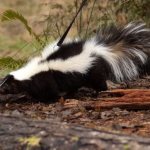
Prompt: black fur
<box><xmin>47</xmin><ymin>41</ymin><xmax>84</xmax><ymax>60</ymax></box>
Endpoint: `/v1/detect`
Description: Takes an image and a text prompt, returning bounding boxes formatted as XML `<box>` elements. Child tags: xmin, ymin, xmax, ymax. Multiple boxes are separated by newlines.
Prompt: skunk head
<box><xmin>0</xmin><ymin>71</ymin><xmax>59</xmax><ymax>101</ymax></box>
<box><xmin>0</xmin><ymin>75</ymin><xmax>24</xmax><ymax>94</ymax></box>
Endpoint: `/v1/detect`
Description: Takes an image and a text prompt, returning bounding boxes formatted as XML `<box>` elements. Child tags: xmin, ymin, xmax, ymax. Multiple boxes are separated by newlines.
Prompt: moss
<box><xmin>18</xmin><ymin>136</ymin><xmax>41</xmax><ymax>148</ymax></box>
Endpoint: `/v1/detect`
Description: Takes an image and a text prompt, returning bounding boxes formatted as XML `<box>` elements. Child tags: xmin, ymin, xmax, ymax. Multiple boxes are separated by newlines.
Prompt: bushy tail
<box><xmin>96</xmin><ymin>22</ymin><xmax>150</xmax><ymax>82</ymax></box>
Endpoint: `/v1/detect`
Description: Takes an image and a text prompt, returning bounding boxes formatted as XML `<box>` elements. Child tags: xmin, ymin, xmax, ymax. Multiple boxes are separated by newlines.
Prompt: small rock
<box><xmin>91</xmin><ymin>111</ymin><xmax>100</xmax><ymax>119</ymax></box>
<box><xmin>112</xmin><ymin>124</ymin><xmax>123</xmax><ymax>130</ymax></box>
<box><xmin>100</xmin><ymin>111</ymin><xmax>112</xmax><ymax>119</ymax></box>
<box><xmin>38</xmin><ymin>130</ymin><xmax>48</xmax><ymax>137</ymax></box>
<box><xmin>122</xmin><ymin>110</ymin><xmax>130</xmax><ymax>115</ymax></box>
<box><xmin>62</xmin><ymin>109</ymin><xmax>72</xmax><ymax>117</ymax></box>
<box><xmin>11</xmin><ymin>110</ymin><xmax>22</xmax><ymax>116</ymax></box>
<box><xmin>74</xmin><ymin>112</ymin><xmax>82</xmax><ymax>118</ymax></box>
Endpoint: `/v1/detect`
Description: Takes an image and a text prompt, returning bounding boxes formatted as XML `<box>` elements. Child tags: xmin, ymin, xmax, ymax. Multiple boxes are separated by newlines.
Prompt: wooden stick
<box><xmin>63</xmin><ymin>89</ymin><xmax>150</xmax><ymax>110</ymax></box>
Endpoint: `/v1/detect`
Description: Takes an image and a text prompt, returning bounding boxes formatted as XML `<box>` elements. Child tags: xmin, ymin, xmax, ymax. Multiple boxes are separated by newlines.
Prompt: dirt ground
<box><xmin>0</xmin><ymin>76</ymin><xmax>150</xmax><ymax>138</ymax></box>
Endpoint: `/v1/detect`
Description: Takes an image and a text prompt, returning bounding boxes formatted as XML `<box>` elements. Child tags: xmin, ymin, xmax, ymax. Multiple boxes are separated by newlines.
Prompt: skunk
<box><xmin>1</xmin><ymin>22</ymin><xmax>150</xmax><ymax>101</ymax></box>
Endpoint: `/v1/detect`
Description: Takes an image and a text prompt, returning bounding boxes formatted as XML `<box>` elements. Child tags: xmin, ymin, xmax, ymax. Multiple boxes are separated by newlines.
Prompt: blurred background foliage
<box><xmin>0</xmin><ymin>0</ymin><xmax>150</xmax><ymax>77</ymax></box>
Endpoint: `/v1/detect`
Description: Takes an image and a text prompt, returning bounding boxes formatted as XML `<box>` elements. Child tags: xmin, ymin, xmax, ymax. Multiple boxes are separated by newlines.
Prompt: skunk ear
<box><xmin>0</xmin><ymin>75</ymin><xmax>13</xmax><ymax>87</ymax></box>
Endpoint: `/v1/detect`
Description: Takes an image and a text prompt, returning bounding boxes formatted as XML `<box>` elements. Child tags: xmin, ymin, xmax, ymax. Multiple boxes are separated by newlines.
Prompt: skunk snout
<box><xmin>0</xmin><ymin>75</ymin><xmax>23</xmax><ymax>94</ymax></box>
<box><xmin>0</xmin><ymin>81</ymin><xmax>11</xmax><ymax>94</ymax></box>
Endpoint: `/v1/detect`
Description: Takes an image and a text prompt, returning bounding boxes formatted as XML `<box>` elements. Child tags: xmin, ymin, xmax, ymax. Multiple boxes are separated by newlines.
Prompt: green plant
<box><xmin>0</xmin><ymin>57</ymin><xmax>25</xmax><ymax>77</ymax></box>
<box><xmin>0</xmin><ymin>57</ymin><xmax>24</xmax><ymax>69</ymax></box>
<box><xmin>1</xmin><ymin>9</ymin><xmax>45</xmax><ymax>49</ymax></box>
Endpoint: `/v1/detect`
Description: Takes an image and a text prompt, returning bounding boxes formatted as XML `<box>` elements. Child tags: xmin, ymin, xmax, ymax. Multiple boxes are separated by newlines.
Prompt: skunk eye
<box><xmin>0</xmin><ymin>78</ymin><xmax>18</xmax><ymax>94</ymax></box>
<box><xmin>0</xmin><ymin>82</ymin><xmax>10</xmax><ymax>94</ymax></box>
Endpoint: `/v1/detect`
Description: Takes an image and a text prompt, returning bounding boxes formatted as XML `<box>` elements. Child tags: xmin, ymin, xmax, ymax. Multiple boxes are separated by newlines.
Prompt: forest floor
<box><xmin>0</xmin><ymin>76</ymin><xmax>150</xmax><ymax>138</ymax></box>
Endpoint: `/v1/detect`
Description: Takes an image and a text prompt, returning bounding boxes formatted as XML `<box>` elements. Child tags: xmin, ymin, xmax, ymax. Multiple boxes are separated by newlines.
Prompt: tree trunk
<box><xmin>0</xmin><ymin>113</ymin><xmax>150</xmax><ymax>150</ymax></box>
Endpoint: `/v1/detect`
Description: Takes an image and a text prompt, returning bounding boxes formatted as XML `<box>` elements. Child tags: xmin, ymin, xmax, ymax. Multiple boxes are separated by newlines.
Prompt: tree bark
<box><xmin>0</xmin><ymin>113</ymin><xmax>150</xmax><ymax>150</ymax></box>
<box><xmin>64</xmin><ymin>89</ymin><xmax>150</xmax><ymax>111</ymax></box>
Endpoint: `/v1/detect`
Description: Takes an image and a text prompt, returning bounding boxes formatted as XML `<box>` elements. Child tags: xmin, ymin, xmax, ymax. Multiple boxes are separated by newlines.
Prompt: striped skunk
<box><xmin>1</xmin><ymin>22</ymin><xmax>150</xmax><ymax>101</ymax></box>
